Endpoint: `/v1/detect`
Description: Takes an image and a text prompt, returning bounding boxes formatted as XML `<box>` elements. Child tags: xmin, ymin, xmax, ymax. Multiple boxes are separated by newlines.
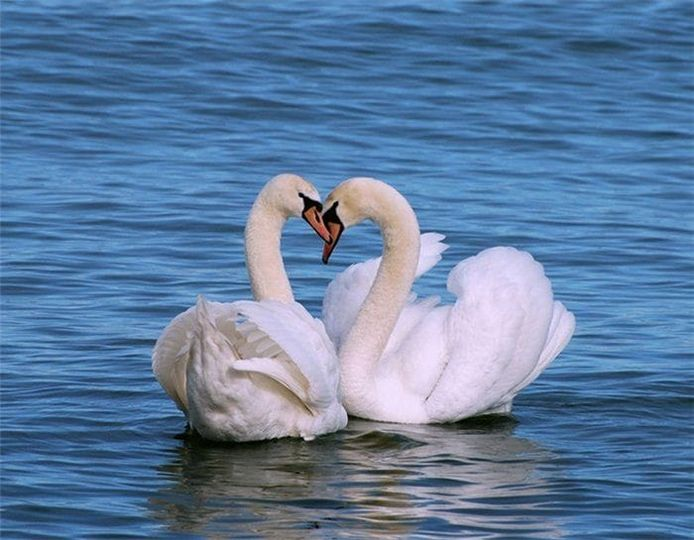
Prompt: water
<box><xmin>2</xmin><ymin>1</ymin><xmax>692</xmax><ymax>538</ymax></box>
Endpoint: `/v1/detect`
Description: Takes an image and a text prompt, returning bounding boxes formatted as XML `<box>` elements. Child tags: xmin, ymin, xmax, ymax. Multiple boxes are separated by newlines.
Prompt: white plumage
<box><xmin>153</xmin><ymin>296</ymin><xmax>345</xmax><ymax>441</ymax></box>
<box><xmin>151</xmin><ymin>174</ymin><xmax>347</xmax><ymax>441</ymax></box>
<box><xmin>322</xmin><ymin>232</ymin><xmax>448</xmax><ymax>350</ymax></box>
<box><xmin>320</xmin><ymin>178</ymin><xmax>575</xmax><ymax>424</ymax></box>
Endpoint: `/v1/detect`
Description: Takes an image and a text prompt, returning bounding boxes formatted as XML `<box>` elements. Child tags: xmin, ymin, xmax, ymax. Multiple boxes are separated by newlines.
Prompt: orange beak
<box><xmin>321</xmin><ymin>213</ymin><xmax>344</xmax><ymax>264</ymax></box>
<box><xmin>302</xmin><ymin>206</ymin><xmax>332</xmax><ymax>243</ymax></box>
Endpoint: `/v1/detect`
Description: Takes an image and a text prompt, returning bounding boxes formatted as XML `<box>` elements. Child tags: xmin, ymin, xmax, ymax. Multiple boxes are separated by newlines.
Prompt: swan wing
<box><xmin>153</xmin><ymin>297</ymin><xmax>339</xmax><ymax>415</ymax></box>
<box><xmin>425</xmin><ymin>246</ymin><xmax>573</xmax><ymax>421</ymax></box>
<box><xmin>490</xmin><ymin>299</ymin><xmax>575</xmax><ymax>410</ymax></box>
<box><xmin>152</xmin><ymin>299</ymin><xmax>236</xmax><ymax>413</ymax></box>
<box><xmin>322</xmin><ymin>232</ymin><xmax>448</xmax><ymax>347</ymax></box>
<box><xmin>231</xmin><ymin>299</ymin><xmax>340</xmax><ymax>412</ymax></box>
<box><xmin>161</xmin><ymin>296</ymin><xmax>345</xmax><ymax>442</ymax></box>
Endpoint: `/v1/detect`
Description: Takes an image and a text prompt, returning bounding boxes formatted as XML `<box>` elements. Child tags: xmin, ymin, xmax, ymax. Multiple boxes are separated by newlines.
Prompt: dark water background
<box><xmin>2</xmin><ymin>1</ymin><xmax>692</xmax><ymax>538</ymax></box>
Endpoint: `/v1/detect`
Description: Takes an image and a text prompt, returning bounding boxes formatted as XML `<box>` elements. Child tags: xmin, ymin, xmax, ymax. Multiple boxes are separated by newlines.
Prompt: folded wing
<box><xmin>231</xmin><ymin>299</ymin><xmax>339</xmax><ymax>412</ymax></box>
<box><xmin>153</xmin><ymin>295</ymin><xmax>344</xmax><ymax>440</ymax></box>
<box><xmin>425</xmin><ymin>247</ymin><xmax>574</xmax><ymax>421</ymax></box>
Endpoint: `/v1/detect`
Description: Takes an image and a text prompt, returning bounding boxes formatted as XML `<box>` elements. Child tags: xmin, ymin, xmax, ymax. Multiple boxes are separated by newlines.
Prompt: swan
<box><xmin>318</xmin><ymin>177</ymin><xmax>576</xmax><ymax>423</ymax></box>
<box><xmin>152</xmin><ymin>174</ymin><xmax>348</xmax><ymax>441</ymax></box>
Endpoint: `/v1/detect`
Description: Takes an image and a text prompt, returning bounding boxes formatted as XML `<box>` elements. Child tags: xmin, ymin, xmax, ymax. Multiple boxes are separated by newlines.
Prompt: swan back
<box><xmin>154</xmin><ymin>296</ymin><xmax>347</xmax><ymax>441</ymax></box>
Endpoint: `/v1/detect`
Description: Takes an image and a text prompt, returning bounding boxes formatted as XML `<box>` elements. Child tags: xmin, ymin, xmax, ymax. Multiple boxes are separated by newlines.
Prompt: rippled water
<box><xmin>2</xmin><ymin>2</ymin><xmax>692</xmax><ymax>538</ymax></box>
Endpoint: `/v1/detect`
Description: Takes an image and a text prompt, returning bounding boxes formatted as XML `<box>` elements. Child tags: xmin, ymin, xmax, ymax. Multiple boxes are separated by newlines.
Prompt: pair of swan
<box><xmin>153</xmin><ymin>174</ymin><xmax>575</xmax><ymax>441</ymax></box>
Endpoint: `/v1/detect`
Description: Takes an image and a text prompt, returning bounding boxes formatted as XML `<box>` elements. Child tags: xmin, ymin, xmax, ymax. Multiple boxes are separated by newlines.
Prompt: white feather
<box><xmin>153</xmin><ymin>295</ymin><xmax>347</xmax><ymax>442</ymax></box>
<box><xmin>321</xmin><ymin>178</ymin><xmax>575</xmax><ymax>424</ymax></box>
<box><xmin>152</xmin><ymin>175</ymin><xmax>348</xmax><ymax>442</ymax></box>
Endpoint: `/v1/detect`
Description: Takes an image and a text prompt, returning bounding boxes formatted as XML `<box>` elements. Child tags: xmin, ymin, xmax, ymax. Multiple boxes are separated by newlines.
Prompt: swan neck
<box><xmin>244</xmin><ymin>197</ymin><xmax>294</xmax><ymax>303</ymax></box>
<box><xmin>339</xmin><ymin>194</ymin><xmax>420</xmax><ymax>413</ymax></box>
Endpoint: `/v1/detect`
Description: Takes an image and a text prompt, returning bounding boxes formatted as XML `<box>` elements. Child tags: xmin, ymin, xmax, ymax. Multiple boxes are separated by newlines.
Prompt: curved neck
<box><xmin>339</xmin><ymin>189</ymin><xmax>420</xmax><ymax>414</ymax></box>
<box><xmin>244</xmin><ymin>197</ymin><xmax>294</xmax><ymax>303</ymax></box>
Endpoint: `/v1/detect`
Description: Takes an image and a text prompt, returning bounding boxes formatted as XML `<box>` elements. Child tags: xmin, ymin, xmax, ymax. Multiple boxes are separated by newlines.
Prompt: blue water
<box><xmin>2</xmin><ymin>1</ymin><xmax>692</xmax><ymax>538</ymax></box>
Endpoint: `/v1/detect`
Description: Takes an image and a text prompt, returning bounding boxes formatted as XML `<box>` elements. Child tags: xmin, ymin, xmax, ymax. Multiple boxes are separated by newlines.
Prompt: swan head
<box><xmin>261</xmin><ymin>173</ymin><xmax>331</xmax><ymax>242</ymax></box>
<box><xmin>321</xmin><ymin>177</ymin><xmax>412</xmax><ymax>264</ymax></box>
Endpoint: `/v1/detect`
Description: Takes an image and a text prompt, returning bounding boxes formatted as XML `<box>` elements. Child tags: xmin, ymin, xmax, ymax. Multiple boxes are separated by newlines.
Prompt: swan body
<box><xmin>320</xmin><ymin>178</ymin><xmax>575</xmax><ymax>424</ymax></box>
<box><xmin>152</xmin><ymin>174</ymin><xmax>347</xmax><ymax>441</ymax></box>
<box><xmin>153</xmin><ymin>296</ymin><xmax>345</xmax><ymax>441</ymax></box>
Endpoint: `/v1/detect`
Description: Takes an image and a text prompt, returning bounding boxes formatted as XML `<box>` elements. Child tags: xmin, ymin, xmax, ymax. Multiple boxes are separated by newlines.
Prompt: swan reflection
<box><xmin>149</xmin><ymin>417</ymin><xmax>565</xmax><ymax>538</ymax></box>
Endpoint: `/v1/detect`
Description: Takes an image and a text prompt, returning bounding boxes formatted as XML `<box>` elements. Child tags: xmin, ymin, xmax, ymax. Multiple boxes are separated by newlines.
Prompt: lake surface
<box><xmin>2</xmin><ymin>1</ymin><xmax>692</xmax><ymax>538</ymax></box>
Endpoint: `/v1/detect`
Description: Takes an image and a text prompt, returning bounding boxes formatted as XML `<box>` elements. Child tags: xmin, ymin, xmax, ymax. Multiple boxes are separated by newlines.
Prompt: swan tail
<box><xmin>195</xmin><ymin>293</ymin><xmax>210</xmax><ymax>318</ymax></box>
<box><xmin>192</xmin><ymin>295</ymin><xmax>229</xmax><ymax>350</ymax></box>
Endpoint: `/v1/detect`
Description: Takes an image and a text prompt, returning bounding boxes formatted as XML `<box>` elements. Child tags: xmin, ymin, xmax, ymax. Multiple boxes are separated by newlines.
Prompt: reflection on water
<box><xmin>150</xmin><ymin>417</ymin><xmax>564</xmax><ymax>538</ymax></box>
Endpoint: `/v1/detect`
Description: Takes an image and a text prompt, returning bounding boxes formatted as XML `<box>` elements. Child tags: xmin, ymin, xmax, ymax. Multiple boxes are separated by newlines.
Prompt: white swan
<box><xmin>152</xmin><ymin>174</ymin><xmax>348</xmax><ymax>441</ymax></box>
<box><xmin>318</xmin><ymin>177</ymin><xmax>576</xmax><ymax>423</ymax></box>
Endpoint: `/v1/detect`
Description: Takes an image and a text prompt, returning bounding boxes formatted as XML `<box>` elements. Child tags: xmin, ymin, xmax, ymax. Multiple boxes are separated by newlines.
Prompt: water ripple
<box><xmin>2</xmin><ymin>1</ymin><xmax>692</xmax><ymax>538</ymax></box>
